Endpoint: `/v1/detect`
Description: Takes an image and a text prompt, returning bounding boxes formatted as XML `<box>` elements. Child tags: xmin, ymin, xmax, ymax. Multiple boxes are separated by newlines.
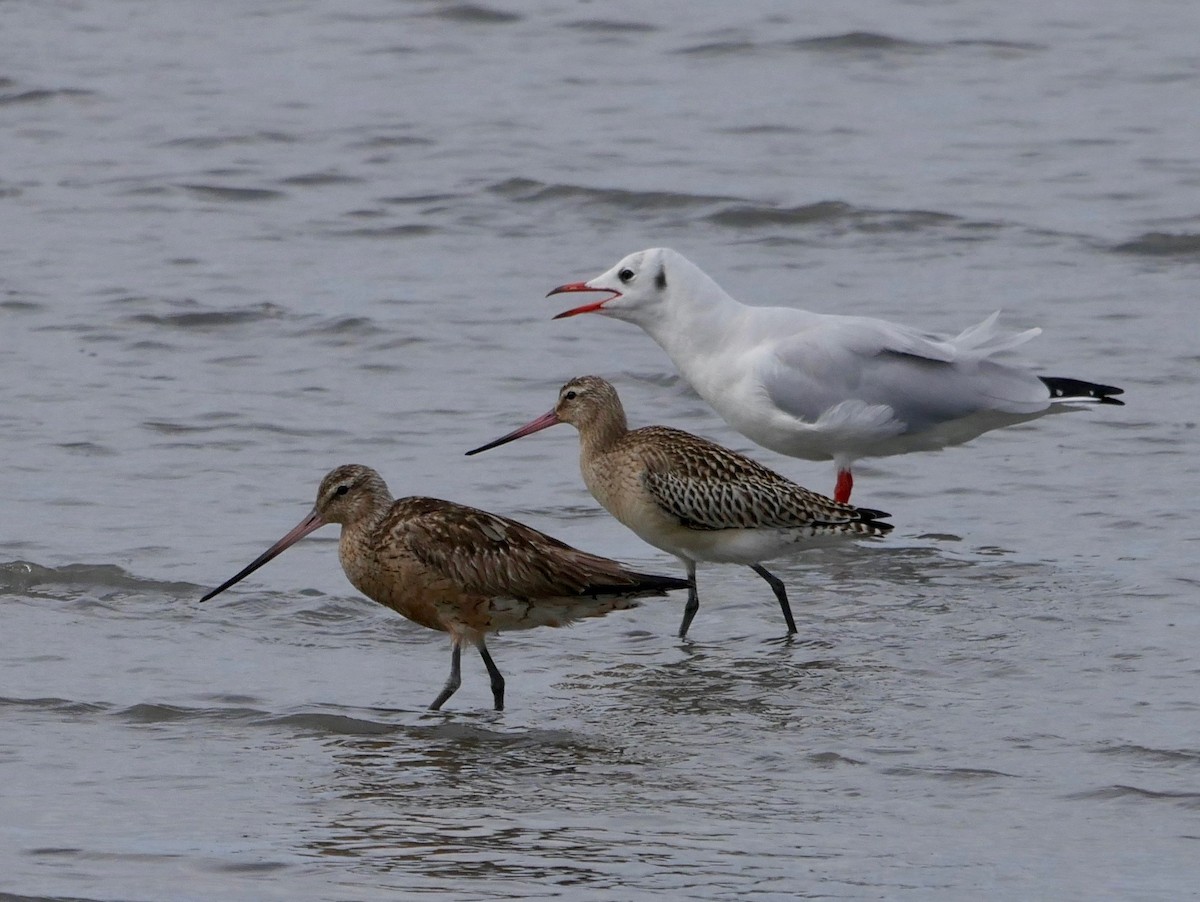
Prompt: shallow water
<box><xmin>2</xmin><ymin>1</ymin><xmax>1198</xmax><ymax>899</ymax></box>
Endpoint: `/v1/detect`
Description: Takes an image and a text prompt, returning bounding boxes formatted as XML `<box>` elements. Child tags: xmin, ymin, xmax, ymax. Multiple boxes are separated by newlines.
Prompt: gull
<box><xmin>200</xmin><ymin>464</ymin><xmax>688</xmax><ymax>711</ymax></box>
<box><xmin>468</xmin><ymin>377</ymin><xmax>892</xmax><ymax>638</ymax></box>
<box><xmin>549</xmin><ymin>248</ymin><xmax>1124</xmax><ymax>502</ymax></box>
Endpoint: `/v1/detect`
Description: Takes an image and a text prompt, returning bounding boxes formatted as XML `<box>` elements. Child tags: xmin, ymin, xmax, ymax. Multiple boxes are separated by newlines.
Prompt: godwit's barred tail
<box><xmin>200</xmin><ymin>464</ymin><xmax>688</xmax><ymax>711</ymax></box>
<box><xmin>548</xmin><ymin>247</ymin><xmax>1124</xmax><ymax>503</ymax></box>
<box><xmin>468</xmin><ymin>377</ymin><xmax>892</xmax><ymax>638</ymax></box>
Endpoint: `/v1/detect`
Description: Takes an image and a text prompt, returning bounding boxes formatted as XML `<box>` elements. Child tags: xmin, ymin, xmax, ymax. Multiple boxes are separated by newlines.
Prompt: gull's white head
<box><xmin>549</xmin><ymin>248</ymin><xmax>724</xmax><ymax>330</ymax></box>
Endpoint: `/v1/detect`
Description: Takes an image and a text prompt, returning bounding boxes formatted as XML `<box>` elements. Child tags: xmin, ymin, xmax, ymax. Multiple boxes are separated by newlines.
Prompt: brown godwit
<box><xmin>467</xmin><ymin>377</ymin><xmax>893</xmax><ymax>638</ymax></box>
<box><xmin>200</xmin><ymin>464</ymin><xmax>689</xmax><ymax>711</ymax></box>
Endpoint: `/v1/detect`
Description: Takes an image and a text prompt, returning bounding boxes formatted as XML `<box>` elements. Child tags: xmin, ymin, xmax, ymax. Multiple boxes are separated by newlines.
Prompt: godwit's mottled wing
<box><xmin>634</xmin><ymin>427</ymin><xmax>886</xmax><ymax>532</ymax></box>
<box><xmin>384</xmin><ymin>497</ymin><xmax>681</xmax><ymax>598</ymax></box>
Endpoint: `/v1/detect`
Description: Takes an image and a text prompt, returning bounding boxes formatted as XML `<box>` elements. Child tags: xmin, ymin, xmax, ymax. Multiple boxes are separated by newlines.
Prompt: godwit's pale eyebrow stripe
<box><xmin>200</xmin><ymin>464</ymin><xmax>689</xmax><ymax>711</ymax></box>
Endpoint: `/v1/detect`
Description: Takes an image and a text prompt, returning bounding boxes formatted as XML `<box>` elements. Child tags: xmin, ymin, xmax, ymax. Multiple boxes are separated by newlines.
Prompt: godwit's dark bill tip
<box><xmin>465</xmin><ymin>410</ymin><xmax>561</xmax><ymax>456</ymax></box>
<box><xmin>463</xmin><ymin>442</ymin><xmax>492</xmax><ymax>456</ymax></box>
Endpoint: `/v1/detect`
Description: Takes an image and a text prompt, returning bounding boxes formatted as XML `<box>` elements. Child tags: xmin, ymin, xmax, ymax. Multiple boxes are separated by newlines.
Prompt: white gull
<box><xmin>549</xmin><ymin>247</ymin><xmax>1124</xmax><ymax>503</ymax></box>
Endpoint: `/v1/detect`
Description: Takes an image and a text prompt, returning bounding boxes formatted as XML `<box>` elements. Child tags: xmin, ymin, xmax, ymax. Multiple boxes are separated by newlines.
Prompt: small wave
<box><xmin>125</xmin><ymin>301</ymin><xmax>287</xmax><ymax>330</ymax></box>
<box><xmin>675</xmin><ymin>40</ymin><xmax>759</xmax><ymax>57</ymax></box>
<box><xmin>0</xmin><ymin>695</ymin><xmax>108</xmax><ymax>716</ymax></box>
<box><xmin>164</xmin><ymin>131</ymin><xmax>298</xmax><ymax>149</ymax></box>
<box><xmin>706</xmin><ymin>201</ymin><xmax>961</xmax><ymax>233</ymax></box>
<box><xmin>563</xmin><ymin>19</ymin><xmax>660</xmax><ymax>34</ymax></box>
<box><xmin>488</xmin><ymin>177</ymin><xmax>739</xmax><ymax>211</ymax></box>
<box><xmin>882</xmin><ymin>764</ymin><xmax>1019</xmax><ymax>780</ymax></box>
<box><xmin>0</xmin><ymin>560</ymin><xmax>195</xmax><ymax>596</ymax></box>
<box><xmin>305</xmin><ymin>316</ymin><xmax>379</xmax><ymax>336</ymax></box>
<box><xmin>0</xmin><ymin>298</ymin><xmax>41</xmax><ymax>312</ymax></box>
<box><xmin>676</xmin><ymin>32</ymin><xmax>923</xmax><ymax>57</ymax></box>
<box><xmin>349</xmin><ymin>134</ymin><xmax>436</xmax><ymax>149</ymax></box>
<box><xmin>1068</xmin><ymin>784</ymin><xmax>1200</xmax><ymax>807</ymax></box>
<box><xmin>1111</xmin><ymin>232</ymin><xmax>1200</xmax><ymax>257</ymax></box>
<box><xmin>0</xmin><ymin>86</ymin><xmax>95</xmax><ymax>106</ymax></box>
<box><xmin>489</xmin><ymin>178</ymin><xmax>969</xmax><ymax>237</ymax></box>
<box><xmin>141</xmin><ymin>418</ymin><xmax>344</xmax><ymax>439</ymax></box>
<box><xmin>677</xmin><ymin>32</ymin><xmax>1041</xmax><ymax>58</ymax></box>
<box><xmin>807</xmin><ymin>751</ymin><xmax>866</xmax><ymax>767</ymax></box>
<box><xmin>1093</xmin><ymin>743</ymin><xmax>1200</xmax><ymax>765</ymax></box>
<box><xmin>421</xmin><ymin>3</ymin><xmax>521</xmax><ymax>24</ymax></box>
<box><xmin>787</xmin><ymin>31</ymin><xmax>932</xmax><ymax>52</ymax></box>
<box><xmin>277</xmin><ymin>171</ymin><xmax>365</xmax><ymax>187</ymax></box>
<box><xmin>115</xmin><ymin>702</ymin><xmax>268</xmax><ymax>724</ymax></box>
<box><xmin>331</xmin><ymin>223</ymin><xmax>438</xmax><ymax>239</ymax></box>
<box><xmin>178</xmin><ymin>183</ymin><xmax>286</xmax><ymax>202</ymax></box>
<box><xmin>261</xmin><ymin>711</ymin><xmax>401</xmax><ymax>735</ymax></box>
<box><xmin>716</xmin><ymin>124</ymin><xmax>808</xmax><ymax>136</ymax></box>
<box><xmin>55</xmin><ymin>441</ymin><xmax>117</xmax><ymax>457</ymax></box>
<box><xmin>379</xmin><ymin>192</ymin><xmax>461</xmax><ymax>205</ymax></box>
<box><xmin>706</xmin><ymin>200</ymin><xmax>855</xmax><ymax>227</ymax></box>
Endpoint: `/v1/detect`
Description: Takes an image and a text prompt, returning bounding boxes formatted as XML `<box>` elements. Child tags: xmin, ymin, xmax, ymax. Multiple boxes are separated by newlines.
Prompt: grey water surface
<box><xmin>2</xmin><ymin>1</ymin><xmax>1198</xmax><ymax>900</ymax></box>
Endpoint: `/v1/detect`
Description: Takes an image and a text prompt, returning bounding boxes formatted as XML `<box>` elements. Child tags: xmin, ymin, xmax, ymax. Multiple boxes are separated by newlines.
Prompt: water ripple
<box><xmin>422</xmin><ymin>3</ymin><xmax>522</xmax><ymax>25</ymax></box>
<box><xmin>0</xmin><ymin>86</ymin><xmax>95</xmax><ymax>106</ymax></box>
<box><xmin>123</xmin><ymin>302</ymin><xmax>288</xmax><ymax>330</ymax></box>
<box><xmin>489</xmin><ymin>176</ymin><xmax>738</xmax><ymax>210</ymax></box>
<box><xmin>0</xmin><ymin>560</ymin><xmax>194</xmax><ymax>597</ymax></box>
<box><xmin>178</xmin><ymin>184</ymin><xmax>287</xmax><ymax>202</ymax></box>
<box><xmin>677</xmin><ymin>31</ymin><xmax>1042</xmax><ymax>58</ymax></box>
<box><xmin>1111</xmin><ymin>232</ymin><xmax>1200</xmax><ymax>257</ymax></box>
<box><xmin>1067</xmin><ymin>785</ymin><xmax>1200</xmax><ymax>808</ymax></box>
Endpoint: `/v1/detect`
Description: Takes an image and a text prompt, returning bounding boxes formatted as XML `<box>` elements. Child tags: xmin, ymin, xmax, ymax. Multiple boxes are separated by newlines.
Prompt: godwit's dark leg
<box><xmin>476</xmin><ymin>639</ymin><xmax>505</xmax><ymax>711</ymax></box>
<box><xmin>834</xmin><ymin>469</ymin><xmax>853</xmax><ymax>504</ymax></box>
<box><xmin>430</xmin><ymin>640</ymin><xmax>463</xmax><ymax>710</ymax></box>
<box><xmin>678</xmin><ymin>559</ymin><xmax>700</xmax><ymax>639</ymax></box>
<box><xmin>750</xmin><ymin>564</ymin><xmax>797</xmax><ymax>634</ymax></box>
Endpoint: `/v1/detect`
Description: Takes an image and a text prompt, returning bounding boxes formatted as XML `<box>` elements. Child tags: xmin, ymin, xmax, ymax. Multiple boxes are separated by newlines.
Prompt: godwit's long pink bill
<box><xmin>469</xmin><ymin>377</ymin><xmax>893</xmax><ymax>638</ymax></box>
<box><xmin>201</xmin><ymin>464</ymin><xmax>689</xmax><ymax>711</ymax></box>
<box><xmin>200</xmin><ymin>512</ymin><xmax>325</xmax><ymax>602</ymax></box>
<box><xmin>548</xmin><ymin>248</ymin><xmax>1124</xmax><ymax>503</ymax></box>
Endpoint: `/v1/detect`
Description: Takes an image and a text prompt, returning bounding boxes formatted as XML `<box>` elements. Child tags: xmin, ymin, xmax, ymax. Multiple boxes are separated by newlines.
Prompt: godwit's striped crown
<box><xmin>555</xmin><ymin>375</ymin><xmax>626</xmax><ymax>431</ymax></box>
<box><xmin>314</xmin><ymin>464</ymin><xmax>393</xmax><ymax>526</ymax></box>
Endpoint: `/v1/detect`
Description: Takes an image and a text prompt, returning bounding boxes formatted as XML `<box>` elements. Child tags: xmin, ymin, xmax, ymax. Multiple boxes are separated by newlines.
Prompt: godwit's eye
<box><xmin>618</xmin><ymin>268</ymin><xmax>635</xmax><ymax>283</ymax></box>
<box><xmin>335</xmin><ymin>484</ymin><xmax>350</xmax><ymax>497</ymax></box>
<box><xmin>564</xmin><ymin>390</ymin><xmax>578</xmax><ymax>401</ymax></box>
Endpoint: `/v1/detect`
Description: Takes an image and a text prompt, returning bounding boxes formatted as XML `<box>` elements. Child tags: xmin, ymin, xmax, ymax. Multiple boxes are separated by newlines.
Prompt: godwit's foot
<box><xmin>430</xmin><ymin>642</ymin><xmax>463</xmax><ymax>711</ymax></box>
<box><xmin>476</xmin><ymin>640</ymin><xmax>505</xmax><ymax>711</ymax></box>
<box><xmin>677</xmin><ymin>563</ymin><xmax>700</xmax><ymax>639</ymax></box>
<box><xmin>749</xmin><ymin>564</ymin><xmax>797</xmax><ymax>634</ymax></box>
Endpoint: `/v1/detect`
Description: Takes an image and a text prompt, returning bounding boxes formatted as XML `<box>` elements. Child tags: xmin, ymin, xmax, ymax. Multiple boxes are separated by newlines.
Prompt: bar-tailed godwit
<box><xmin>200</xmin><ymin>464</ymin><xmax>689</xmax><ymax>710</ymax></box>
<box><xmin>548</xmin><ymin>248</ymin><xmax>1124</xmax><ymax>503</ymax></box>
<box><xmin>467</xmin><ymin>378</ymin><xmax>893</xmax><ymax>638</ymax></box>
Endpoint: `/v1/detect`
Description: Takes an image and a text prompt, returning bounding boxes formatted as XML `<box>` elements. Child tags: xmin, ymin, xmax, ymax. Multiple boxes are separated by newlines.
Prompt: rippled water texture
<box><xmin>2</xmin><ymin>1</ymin><xmax>1198</xmax><ymax>899</ymax></box>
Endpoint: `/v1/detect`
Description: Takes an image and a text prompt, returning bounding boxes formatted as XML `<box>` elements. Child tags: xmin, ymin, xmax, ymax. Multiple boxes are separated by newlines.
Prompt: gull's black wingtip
<box><xmin>1041</xmin><ymin>376</ymin><xmax>1125</xmax><ymax>406</ymax></box>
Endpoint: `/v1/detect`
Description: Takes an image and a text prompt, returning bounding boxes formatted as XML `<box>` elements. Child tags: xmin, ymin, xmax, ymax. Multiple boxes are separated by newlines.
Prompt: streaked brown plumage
<box><xmin>200</xmin><ymin>464</ymin><xmax>688</xmax><ymax>710</ymax></box>
<box><xmin>467</xmin><ymin>377</ymin><xmax>893</xmax><ymax>638</ymax></box>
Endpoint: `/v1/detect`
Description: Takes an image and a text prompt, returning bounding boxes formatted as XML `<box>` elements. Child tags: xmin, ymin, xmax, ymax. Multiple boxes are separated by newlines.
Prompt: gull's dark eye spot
<box><xmin>618</xmin><ymin>268</ymin><xmax>635</xmax><ymax>283</ymax></box>
<box><xmin>564</xmin><ymin>390</ymin><xmax>578</xmax><ymax>401</ymax></box>
<box><xmin>335</xmin><ymin>484</ymin><xmax>350</xmax><ymax>497</ymax></box>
